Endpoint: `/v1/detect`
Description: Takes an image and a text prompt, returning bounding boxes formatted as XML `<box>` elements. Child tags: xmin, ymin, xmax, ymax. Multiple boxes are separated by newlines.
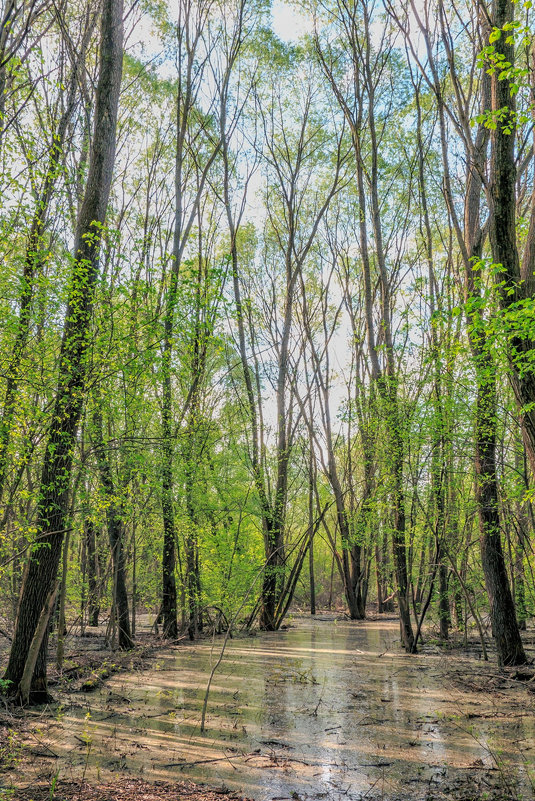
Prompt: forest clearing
<box><xmin>1</xmin><ymin>0</ymin><xmax>535</xmax><ymax>798</ymax></box>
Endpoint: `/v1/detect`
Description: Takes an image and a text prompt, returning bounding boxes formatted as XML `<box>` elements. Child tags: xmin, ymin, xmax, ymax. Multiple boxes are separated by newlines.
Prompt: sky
<box><xmin>125</xmin><ymin>0</ymin><xmax>428</xmax><ymax>438</ymax></box>
<box><xmin>271</xmin><ymin>0</ymin><xmax>314</xmax><ymax>41</ymax></box>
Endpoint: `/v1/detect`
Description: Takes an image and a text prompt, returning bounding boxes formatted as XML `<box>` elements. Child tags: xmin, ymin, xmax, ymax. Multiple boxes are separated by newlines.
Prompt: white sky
<box><xmin>130</xmin><ymin>1</ymin><xmax>314</xmax><ymax>54</ymax></box>
<box><xmin>124</xmin><ymin>0</ymin><xmax>428</xmax><ymax>442</ymax></box>
<box><xmin>272</xmin><ymin>1</ymin><xmax>314</xmax><ymax>42</ymax></box>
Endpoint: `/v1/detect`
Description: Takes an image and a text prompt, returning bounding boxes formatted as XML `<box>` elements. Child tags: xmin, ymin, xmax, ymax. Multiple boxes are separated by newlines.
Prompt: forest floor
<box><xmin>1</xmin><ymin>612</ymin><xmax>534</xmax><ymax>801</ymax></box>
<box><xmin>0</xmin><ymin>622</ymin><xmax>253</xmax><ymax>801</ymax></box>
<box><xmin>8</xmin><ymin>778</ymin><xmax>250</xmax><ymax>801</ymax></box>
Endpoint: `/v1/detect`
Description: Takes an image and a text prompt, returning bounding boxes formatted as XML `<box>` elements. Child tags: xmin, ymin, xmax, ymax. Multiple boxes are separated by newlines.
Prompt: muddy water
<box><xmin>40</xmin><ymin>617</ymin><xmax>534</xmax><ymax>800</ymax></box>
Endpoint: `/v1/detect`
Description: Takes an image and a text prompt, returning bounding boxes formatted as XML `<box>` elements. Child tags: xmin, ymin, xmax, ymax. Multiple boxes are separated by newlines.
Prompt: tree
<box><xmin>0</xmin><ymin>0</ymin><xmax>531</xmax><ymax>679</ymax></box>
<box><xmin>3</xmin><ymin>0</ymin><xmax>124</xmax><ymax>700</ymax></box>
<box><xmin>485</xmin><ymin>0</ymin><xmax>535</xmax><ymax>478</ymax></box>
<box><xmin>0</xmin><ymin>3</ymin><xmax>95</xmax><ymax>503</ymax></box>
<box><xmin>315</xmin><ymin>0</ymin><xmax>416</xmax><ymax>650</ymax></box>
<box><xmin>159</xmin><ymin>0</ymin><xmax>245</xmax><ymax>639</ymax></box>
<box><xmin>397</xmin><ymin>0</ymin><xmax>527</xmax><ymax>665</ymax></box>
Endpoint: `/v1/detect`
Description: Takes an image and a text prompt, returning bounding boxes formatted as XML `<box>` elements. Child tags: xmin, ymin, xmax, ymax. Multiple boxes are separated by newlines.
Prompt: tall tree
<box><xmin>159</xmin><ymin>0</ymin><xmax>245</xmax><ymax>638</ymax></box>
<box><xmin>4</xmin><ymin>0</ymin><xmax>124</xmax><ymax>700</ymax></box>
<box><xmin>485</xmin><ymin>0</ymin><xmax>535</xmax><ymax>478</ymax></box>
<box><xmin>399</xmin><ymin>0</ymin><xmax>527</xmax><ymax>665</ymax></box>
<box><xmin>315</xmin><ymin>0</ymin><xmax>416</xmax><ymax>650</ymax></box>
<box><xmin>0</xmin><ymin>3</ymin><xmax>96</xmax><ymax>502</ymax></box>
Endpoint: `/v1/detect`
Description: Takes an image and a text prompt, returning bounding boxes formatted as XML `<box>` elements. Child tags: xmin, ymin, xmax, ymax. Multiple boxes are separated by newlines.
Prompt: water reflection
<box><xmin>35</xmin><ymin>616</ymin><xmax>534</xmax><ymax>800</ymax></box>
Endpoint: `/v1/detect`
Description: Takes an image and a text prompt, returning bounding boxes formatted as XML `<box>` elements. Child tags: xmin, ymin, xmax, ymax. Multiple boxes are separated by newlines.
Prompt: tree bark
<box><xmin>308</xmin><ymin>439</ymin><xmax>316</xmax><ymax>616</ymax></box>
<box><xmin>85</xmin><ymin>519</ymin><xmax>100</xmax><ymax>627</ymax></box>
<box><xmin>3</xmin><ymin>0</ymin><xmax>124</xmax><ymax>697</ymax></box>
<box><xmin>429</xmin><ymin>0</ymin><xmax>526</xmax><ymax>666</ymax></box>
<box><xmin>488</xmin><ymin>0</ymin><xmax>535</xmax><ymax>478</ymax></box>
<box><xmin>0</xmin><ymin>21</ymin><xmax>92</xmax><ymax>502</ymax></box>
<box><xmin>92</xmin><ymin>406</ymin><xmax>133</xmax><ymax>651</ymax></box>
<box><xmin>17</xmin><ymin>582</ymin><xmax>58</xmax><ymax>705</ymax></box>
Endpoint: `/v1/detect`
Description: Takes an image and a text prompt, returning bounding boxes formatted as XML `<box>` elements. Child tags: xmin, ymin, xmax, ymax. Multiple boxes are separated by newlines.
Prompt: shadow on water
<box><xmin>34</xmin><ymin>616</ymin><xmax>535</xmax><ymax>800</ymax></box>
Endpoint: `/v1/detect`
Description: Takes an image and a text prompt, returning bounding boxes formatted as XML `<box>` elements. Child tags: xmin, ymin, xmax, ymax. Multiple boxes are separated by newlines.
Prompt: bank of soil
<box><xmin>1</xmin><ymin>614</ymin><xmax>535</xmax><ymax>800</ymax></box>
<box><xmin>11</xmin><ymin>778</ymin><xmax>250</xmax><ymax>801</ymax></box>
<box><xmin>0</xmin><ymin>622</ymin><xmax>209</xmax><ymax>800</ymax></box>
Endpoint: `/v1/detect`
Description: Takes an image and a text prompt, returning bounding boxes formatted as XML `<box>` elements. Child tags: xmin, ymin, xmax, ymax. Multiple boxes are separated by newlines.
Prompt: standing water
<box><xmin>35</xmin><ymin>616</ymin><xmax>535</xmax><ymax>800</ymax></box>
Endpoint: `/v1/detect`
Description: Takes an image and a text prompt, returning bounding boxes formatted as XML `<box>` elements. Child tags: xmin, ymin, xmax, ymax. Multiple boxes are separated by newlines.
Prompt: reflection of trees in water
<box><xmin>37</xmin><ymin>618</ymin><xmax>535</xmax><ymax>800</ymax></box>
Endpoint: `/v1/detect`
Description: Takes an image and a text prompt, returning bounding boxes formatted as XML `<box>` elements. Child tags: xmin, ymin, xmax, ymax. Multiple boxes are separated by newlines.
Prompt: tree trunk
<box><xmin>92</xmin><ymin>406</ymin><xmax>133</xmax><ymax>651</ymax></box>
<box><xmin>488</xmin><ymin>0</ymin><xmax>535</xmax><ymax>478</ymax></box>
<box><xmin>56</xmin><ymin>529</ymin><xmax>71</xmax><ymax>670</ymax></box>
<box><xmin>3</xmin><ymin>0</ymin><xmax>124</xmax><ymax>697</ymax></box>
<box><xmin>159</xmin><ymin>0</ymin><xmax>227</xmax><ymax>639</ymax></box>
<box><xmin>438</xmin><ymin>562</ymin><xmax>449</xmax><ymax>641</ymax></box>
<box><xmin>18</xmin><ymin>582</ymin><xmax>58</xmax><ymax>705</ymax></box>
<box><xmin>0</xmin><ymin>40</ymin><xmax>88</xmax><ymax>502</ymax></box>
<box><xmin>85</xmin><ymin>519</ymin><xmax>100</xmax><ymax>627</ymax></box>
<box><xmin>306</xmin><ymin>420</ymin><xmax>316</xmax><ymax>617</ymax></box>
<box><xmin>318</xmin><ymin>11</ymin><xmax>414</xmax><ymax>644</ymax></box>
<box><xmin>416</xmin><ymin>1</ymin><xmax>526</xmax><ymax>667</ymax></box>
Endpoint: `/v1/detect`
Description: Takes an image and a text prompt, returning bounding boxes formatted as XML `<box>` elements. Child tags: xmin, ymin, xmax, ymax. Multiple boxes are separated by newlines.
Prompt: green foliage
<box><xmin>0</xmin><ymin>0</ymin><xmax>533</xmax><ymax>664</ymax></box>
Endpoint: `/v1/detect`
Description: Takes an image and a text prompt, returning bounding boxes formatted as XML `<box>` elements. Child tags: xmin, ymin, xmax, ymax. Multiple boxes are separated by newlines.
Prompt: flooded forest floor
<box><xmin>1</xmin><ymin>613</ymin><xmax>535</xmax><ymax>801</ymax></box>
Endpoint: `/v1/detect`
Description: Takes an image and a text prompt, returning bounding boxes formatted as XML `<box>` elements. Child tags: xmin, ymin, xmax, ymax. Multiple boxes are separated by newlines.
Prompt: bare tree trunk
<box><xmin>316</xmin><ymin>5</ymin><xmax>414</xmax><ymax>648</ymax></box>
<box><xmin>85</xmin><ymin>519</ymin><xmax>100</xmax><ymax>627</ymax></box>
<box><xmin>308</xmin><ymin>440</ymin><xmax>316</xmax><ymax>616</ymax></box>
<box><xmin>55</xmin><ymin>528</ymin><xmax>71</xmax><ymax>670</ymax></box>
<box><xmin>513</xmin><ymin>445</ymin><xmax>530</xmax><ymax>630</ymax></box>
<box><xmin>18</xmin><ymin>582</ymin><xmax>58</xmax><ymax>705</ymax></box>
<box><xmin>92</xmin><ymin>406</ymin><xmax>133</xmax><ymax>651</ymax></box>
<box><xmin>414</xmin><ymin>79</ymin><xmax>449</xmax><ymax>640</ymax></box>
<box><xmin>299</xmin><ymin>272</ymin><xmax>365</xmax><ymax>621</ymax></box>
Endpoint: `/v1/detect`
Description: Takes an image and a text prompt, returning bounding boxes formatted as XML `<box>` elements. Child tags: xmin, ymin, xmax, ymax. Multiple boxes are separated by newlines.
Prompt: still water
<box><xmin>40</xmin><ymin>616</ymin><xmax>534</xmax><ymax>800</ymax></box>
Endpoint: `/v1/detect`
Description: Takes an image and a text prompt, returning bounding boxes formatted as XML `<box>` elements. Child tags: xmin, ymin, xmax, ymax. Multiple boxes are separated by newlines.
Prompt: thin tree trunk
<box><xmin>414</xmin><ymin>81</ymin><xmax>449</xmax><ymax>641</ymax></box>
<box><xmin>131</xmin><ymin>513</ymin><xmax>137</xmax><ymax>638</ymax></box>
<box><xmin>85</xmin><ymin>519</ymin><xmax>100</xmax><ymax>627</ymax></box>
<box><xmin>55</xmin><ymin>528</ymin><xmax>71</xmax><ymax>670</ymax></box>
<box><xmin>92</xmin><ymin>406</ymin><xmax>133</xmax><ymax>651</ymax></box>
<box><xmin>18</xmin><ymin>582</ymin><xmax>58</xmax><ymax>705</ymax></box>
<box><xmin>316</xmin><ymin>10</ymin><xmax>414</xmax><ymax>646</ymax></box>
